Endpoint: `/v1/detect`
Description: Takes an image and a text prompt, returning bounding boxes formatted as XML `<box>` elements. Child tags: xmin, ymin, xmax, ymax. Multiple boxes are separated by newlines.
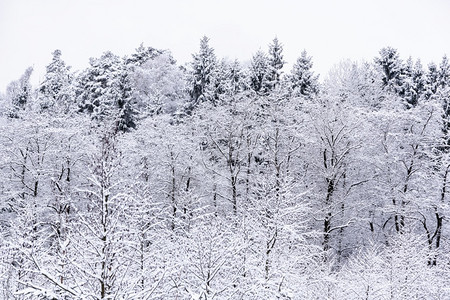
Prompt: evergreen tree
<box><xmin>266</xmin><ymin>37</ymin><xmax>285</xmax><ymax>91</ymax></box>
<box><xmin>226</xmin><ymin>59</ymin><xmax>245</xmax><ymax>94</ymax></box>
<box><xmin>439</xmin><ymin>55</ymin><xmax>450</xmax><ymax>89</ymax></box>
<box><xmin>374</xmin><ymin>47</ymin><xmax>404</xmax><ymax>93</ymax></box>
<box><xmin>402</xmin><ymin>57</ymin><xmax>425</xmax><ymax>107</ymax></box>
<box><xmin>249</xmin><ymin>50</ymin><xmax>269</xmax><ymax>94</ymax></box>
<box><xmin>115</xmin><ymin>68</ymin><xmax>136</xmax><ymax>131</ymax></box>
<box><xmin>212</xmin><ymin>59</ymin><xmax>231</xmax><ymax>101</ymax></box>
<box><xmin>39</xmin><ymin>50</ymin><xmax>73</xmax><ymax>111</ymax></box>
<box><xmin>188</xmin><ymin>36</ymin><xmax>217</xmax><ymax>105</ymax></box>
<box><xmin>125</xmin><ymin>43</ymin><xmax>166</xmax><ymax>67</ymax></box>
<box><xmin>211</xmin><ymin>58</ymin><xmax>245</xmax><ymax>101</ymax></box>
<box><xmin>6</xmin><ymin>67</ymin><xmax>33</xmax><ymax>115</ymax></box>
<box><xmin>77</xmin><ymin>51</ymin><xmax>136</xmax><ymax>131</ymax></box>
<box><xmin>425</xmin><ymin>62</ymin><xmax>439</xmax><ymax>99</ymax></box>
<box><xmin>412</xmin><ymin>59</ymin><xmax>426</xmax><ymax>97</ymax></box>
<box><xmin>289</xmin><ymin>50</ymin><xmax>319</xmax><ymax>97</ymax></box>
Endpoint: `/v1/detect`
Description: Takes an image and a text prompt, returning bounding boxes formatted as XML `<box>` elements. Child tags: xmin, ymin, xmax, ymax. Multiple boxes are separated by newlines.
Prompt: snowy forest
<box><xmin>1</xmin><ymin>36</ymin><xmax>450</xmax><ymax>299</ymax></box>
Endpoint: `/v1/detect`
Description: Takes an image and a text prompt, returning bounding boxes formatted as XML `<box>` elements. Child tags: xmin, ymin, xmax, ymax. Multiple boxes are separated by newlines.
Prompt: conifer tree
<box><xmin>412</xmin><ymin>59</ymin><xmax>426</xmax><ymax>97</ymax></box>
<box><xmin>266</xmin><ymin>37</ymin><xmax>285</xmax><ymax>91</ymax></box>
<box><xmin>425</xmin><ymin>62</ymin><xmax>439</xmax><ymax>99</ymax></box>
<box><xmin>211</xmin><ymin>58</ymin><xmax>246</xmax><ymax>101</ymax></box>
<box><xmin>402</xmin><ymin>57</ymin><xmax>423</xmax><ymax>107</ymax></box>
<box><xmin>439</xmin><ymin>55</ymin><xmax>450</xmax><ymax>89</ymax></box>
<box><xmin>39</xmin><ymin>50</ymin><xmax>73</xmax><ymax>111</ymax></box>
<box><xmin>77</xmin><ymin>51</ymin><xmax>136</xmax><ymax>131</ymax></box>
<box><xmin>115</xmin><ymin>68</ymin><xmax>136</xmax><ymax>131</ymax></box>
<box><xmin>229</xmin><ymin>59</ymin><xmax>245</xmax><ymax>93</ymax></box>
<box><xmin>125</xmin><ymin>43</ymin><xmax>166</xmax><ymax>67</ymax></box>
<box><xmin>249</xmin><ymin>50</ymin><xmax>269</xmax><ymax>94</ymax></box>
<box><xmin>374</xmin><ymin>47</ymin><xmax>404</xmax><ymax>93</ymax></box>
<box><xmin>188</xmin><ymin>36</ymin><xmax>217</xmax><ymax>105</ymax></box>
<box><xmin>6</xmin><ymin>67</ymin><xmax>33</xmax><ymax>116</ymax></box>
<box><xmin>212</xmin><ymin>59</ymin><xmax>231</xmax><ymax>101</ymax></box>
<box><xmin>289</xmin><ymin>50</ymin><xmax>319</xmax><ymax>97</ymax></box>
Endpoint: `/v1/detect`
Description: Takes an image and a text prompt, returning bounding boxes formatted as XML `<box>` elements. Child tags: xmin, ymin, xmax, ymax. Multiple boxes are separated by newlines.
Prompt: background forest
<box><xmin>1</xmin><ymin>36</ymin><xmax>450</xmax><ymax>299</ymax></box>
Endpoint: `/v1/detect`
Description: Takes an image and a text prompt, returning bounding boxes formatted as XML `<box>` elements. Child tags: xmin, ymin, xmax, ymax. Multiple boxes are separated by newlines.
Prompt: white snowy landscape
<box><xmin>1</xmin><ymin>1</ymin><xmax>450</xmax><ymax>299</ymax></box>
<box><xmin>1</xmin><ymin>36</ymin><xmax>450</xmax><ymax>299</ymax></box>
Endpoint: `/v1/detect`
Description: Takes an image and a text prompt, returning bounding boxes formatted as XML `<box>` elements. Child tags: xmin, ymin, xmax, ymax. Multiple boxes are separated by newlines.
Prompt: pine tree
<box><xmin>266</xmin><ymin>37</ymin><xmax>285</xmax><ymax>91</ymax></box>
<box><xmin>289</xmin><ymin>50</ymin><xmax>319</xmax><ymax>97</ymax></box>
<box><xmin>212</xmin><ymin>59</ymin><xmax>231</xmax><ymax>101</ymax></box>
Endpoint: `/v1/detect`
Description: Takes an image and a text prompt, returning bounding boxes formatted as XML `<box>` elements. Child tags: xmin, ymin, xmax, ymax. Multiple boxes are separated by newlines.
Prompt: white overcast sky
<box><xmin>1</xmin><ymin>0</ymin><xmax>450</xmax><ymax>92</ymax></box>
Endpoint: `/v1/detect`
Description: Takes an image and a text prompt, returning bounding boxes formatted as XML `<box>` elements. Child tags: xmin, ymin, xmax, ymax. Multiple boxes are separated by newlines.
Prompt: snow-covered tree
<box><xmin>131</xmin><ymin>51</ymin><xmax>186</xmax><ymax>117</ymax></box>
<box><xmin>77</xmin><ymin>51</ymin><xmax>137</xmax><ymax>131</ymax></box>
<box><xmin>266</xmin><ymin>37</ymin><xmax>285</xmax><ymax>91</ymax></box>
<box><xmin>439</xmin><ymin>55</ymin><xmax>450</xmax><ymax>90</ymax></box>
<box><xmin>69</xmin><ymin>128</ymin><xmax>135</xmax><ymax>298</ymax></box>
<box><xmin>211</xmin><ymin>58</ymin><xmax>246</xmax><ymax>102</ymax></box>
<box><xmin>424</xmin><ymin>62</ymin><xmax>440</xmax><ymax>100</ymax></box>
<box><xmin>187</xmin><ymin>36</ymin><xmax>217</xmax><ymax>106</ymax></box>
<box><xmin>39</xmin><ymin>49</ymin><xmax>74</xmax><ymax>112</ymax></box>
<box><xmin>289</xmin><ymin>50</ymin><xmax>319</xmax><ymax>98</ymax></box>
<box><xmin>374</xmin><ymin>47</ymin><xmax>404</xmax><ymax>94</ymax></box>
<box><xmin>249</xmin><ymin>50</ymin><xmax>269</xmax><ymax>94</ymax></box>
<box><xmin>6</xmin><ymin>67</ymin><xmax>33</xmax><ymax>116</ymax></box>
<box><xmin>2</xmin><ymin>36</ymin><xmax>450</xmax><ymax>300</ymax></box>
<box><xmin>125</xmin><ymin>43</ymin><xmax>166</xmax><ymax>67</ymax></box>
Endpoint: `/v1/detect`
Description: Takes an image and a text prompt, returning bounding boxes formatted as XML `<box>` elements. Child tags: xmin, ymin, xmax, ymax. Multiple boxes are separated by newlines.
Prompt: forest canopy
<box><xmin>1</xmin><ymin>37</ymin><xmax>450</xmax><ymax>299</ymax></box>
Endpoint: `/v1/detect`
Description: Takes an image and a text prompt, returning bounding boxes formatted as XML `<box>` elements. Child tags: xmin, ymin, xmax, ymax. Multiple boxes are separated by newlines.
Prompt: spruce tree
<box><xmin>289</xmin><ymin>50</ymin><xmax>319</xmax><ymax>97</ymax></box>
<box><xmin>374</xmin><ymin>47</ymin><xmax>404</xmax><ymax>93</ymax></box>
<box><xmin>266</xmin><ymin>37</ymin><xmax>285</xmax><ymax>91</ymax></box>
<box><xmin>439</xmin><ymin>55</ymin><xmax>450</xmax><ymax>89</ymax></box>
<box><xmin>188</xmin><ymin>36</ymin><xmax>217</xmax><ymax>105</ymax></box>
<box><xmin>77</xmin><ymin>51</ymin><xmax>136</xmax><ymax>131</ymax></box>
<box><xmin>213</xmin><ymin>59</ymin><xmax>231</xmax><ymax>101</ymax></box>
<box><xmin>412</xmin><ymin>59</ymin><xmax>426</xmax><ymax>97</ymax></box>
<box><xmin>212</xmin><ymin>58</ymin><xmax>245</xmax><ymax>101</ymax></box>
<box><xmin>6</xmin><ymin>66</ymin><xmax>33</xmax><ymax>114</ymax></box>
<box><xmin>228</xmin><ymin>59</ymin><xmax>244</xmax><ymax>94</ymax></box>
<box><xmin>249</xmin><ymin>50</ymin><xmax>269</xmax><ymax>94</ymax></box>
<box><xmin>425</xmin><ymin>62</ymin><xmax>439</xmax><ymax>99</ymax></box>
<box><xmin>39</xmin><ymin>50</ymin><xmax>73</xmax><ymax>111</ymax></box>
<box><xmin>402</xmin><ymin>57</ymin><xmax>419</xmax><ymax>107</ymax></box>
<box><xmin>115</xmin><ymin>68</ymin><xmax>136</xmax><ymax>132</ymax></box>
<box><xmin>125</xmin><ymin>43</ymin><xmax>166</xmax><ymax>67</ymax></box>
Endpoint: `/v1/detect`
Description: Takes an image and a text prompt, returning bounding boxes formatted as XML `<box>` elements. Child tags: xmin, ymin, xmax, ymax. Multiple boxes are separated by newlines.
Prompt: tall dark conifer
<box><xmin>289</xmin><ymin>50</ymin><xmax>319</xmax><ymax>97</ymax></box>
<box><xmin>188</xmin><ymin>36</ymin><xmax>217</xmax><ymax>105</ymax></box>
<box><xmin>374</xmin><ymin>47</ymin><xmax>404</xmax><ymax>93</ymax></box>
<box><xmin>77</xmin><ymin>51</ymin><xmax>137</xmax><ymax>131</ymax></box>
<box><xmin>249</xmin><ymin>50</ymin><xmax>269</xmax><ymax>94</ymax></box>
<box><xmin>266</xmin><ymin>37</ymin><xmax>285</xmax><ymax>91</ymax></box>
